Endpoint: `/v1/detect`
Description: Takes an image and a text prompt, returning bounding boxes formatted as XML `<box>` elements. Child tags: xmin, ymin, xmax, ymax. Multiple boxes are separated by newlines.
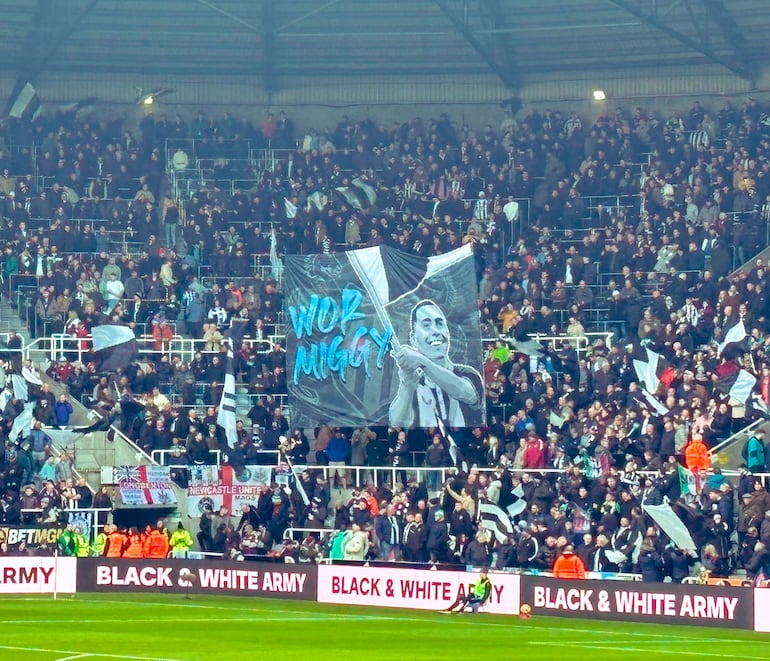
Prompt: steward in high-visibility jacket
<box><xmin>74</xmin><ymin>530</ymin><xmax>91</xmax><ymax>558</ymax></box>
<box><xmin>92</xmin><ymin>530</ymin><xmax>108</xmax><ymax>557</ymax></box>
<box><xmin>169</xmin><ymin>522</ymin><xmax>194</xmax><ymax>557</ymax></box>
<box><xmin>552</xmin><ymin>545</ymin><xmax>587</xmax><ymax>579</ymax></box>
<box><xmin>57</xmin><ymin>525</ymin><xmax>78</xmax><ymax>556</ymax></box>
<box><xmin>122</xmin><ymin>529</ymin><xmax>145</xmax><ymax>558</ymax></box>
<box><xmin>144</xmin><ymin>525</ymin><xmax>170</xmax><ymax>558</ymax></box>
<box><xmin>105</xmin><ymin>526</ymin><xmax>127</xmax><ymax>558</ymax></box>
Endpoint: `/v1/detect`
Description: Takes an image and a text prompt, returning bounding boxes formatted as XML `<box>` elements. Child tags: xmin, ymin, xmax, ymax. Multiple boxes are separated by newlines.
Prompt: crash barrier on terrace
<box><xmin>3</xmin><ymin>556</ymin><xmax>770</xmax><ymax>632</ymax></box>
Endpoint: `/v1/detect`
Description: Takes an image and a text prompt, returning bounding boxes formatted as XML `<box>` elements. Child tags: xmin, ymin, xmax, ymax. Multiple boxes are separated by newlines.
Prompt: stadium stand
<box><xmin>2</xmin><ymin>99</ymin><xmax>770</xmax><ymax>583</ymax></box>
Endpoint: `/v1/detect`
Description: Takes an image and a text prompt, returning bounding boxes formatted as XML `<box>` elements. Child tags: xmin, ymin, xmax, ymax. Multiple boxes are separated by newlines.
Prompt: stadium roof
<box><xmin>1</xmin><ymin>0</ymin><xmax>770</xmax><ymax>105</ymax></box>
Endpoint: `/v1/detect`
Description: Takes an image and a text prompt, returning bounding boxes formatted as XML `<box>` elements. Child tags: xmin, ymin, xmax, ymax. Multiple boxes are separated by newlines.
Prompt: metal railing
<box><xmin>152</xmin><ymin>449</ymin><xmax>223</xmax><ymax>467</ymax></box>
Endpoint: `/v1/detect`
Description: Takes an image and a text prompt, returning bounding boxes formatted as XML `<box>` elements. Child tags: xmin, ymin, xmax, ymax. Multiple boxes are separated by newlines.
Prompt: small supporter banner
<box><xmin>187</xmin><ymin>465</ymin><xmax>272</xmax><ymax>515</ymax></box>
<box><xmin>114</xmin><ymin>465</ymin><xmax>177</xmax><ymax>506</ymax></box>
<box><xmin>521</xmin><ymin>576</ymin><xmax>753</xmax><ymax>629</ymax></box>
<box><xmin>317</xmin><ymin>564</ymin><xmax>520</xmax><ymax>615</ymax></box>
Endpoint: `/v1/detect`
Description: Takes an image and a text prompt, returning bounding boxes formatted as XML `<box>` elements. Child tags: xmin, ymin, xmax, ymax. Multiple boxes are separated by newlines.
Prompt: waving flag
<box><xmin>506</xmin><ymin>484</ymin><xmax>528</xmax><ymax>517</ymax></box>
<box><xmin>217</xmin><ymin>341</ymin><xmax>238</xmax><ymax>448</ymax></box>
<box><xmin>632</xmin><ymin>348</ymin><xmax>673</xmax><ymax>393</ymax></box>
<box><xmin>479</xmin><ymin>501</ymin><xmax>514</xmax><ymax>543</ymax></box>
<box><xmin>715</xmin><ymin>368</ymin><xmax>756</xmax><ymax>405</ymax></box>
<box><xmin>335</xmin><ymin>177</ymin><xmax>377</xmax><ymax>211</ymax></box>
<box><xmin>92</xmin><ymin>325</ymin><xmax>138</xmax><ymax>372</ymax></box>
<box><xmin>717</xmin><ymin>320</ymin><xmax>748</xmax><ymax>358</ymax></box>
<box><xmin>642</xmin><ymin>501</ymin><xmax>696</xmax><ymax>552</ymax></box>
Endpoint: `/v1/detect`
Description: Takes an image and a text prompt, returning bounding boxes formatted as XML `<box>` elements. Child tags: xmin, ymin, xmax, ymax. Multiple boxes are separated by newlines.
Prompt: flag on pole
<box><xmin>478</xmin><ymin>501</ymin><xmax>514</xmax><ymax>543</ymax></box>
<box><xmin>284</xmin><ymin>197</ymin><xmax>297</xmax><ymax>219</ymax></box>
<box><xmin>632</xmin><ymin>348</ymin><xmax>673</xmax><ymax>393</ymax></box>
<box><xmin>678</xmin><ymin>465</ymin><xmax>698</xmax><ymax>496</ymax></box>
<box><xmin>714</xmin><ymin>368</ymin><xmax>757</xmax><ymax>405</ymax></box>
<box><xmin>91</xmin><ymin>325</ymin><xmax>138</xmax><ymax>372</ymax></box>
<box><xmin>9</xmin><ymin>402</ymin><xmax>35</xmax><ymax>442</ymax></box>
<box><xmin>571</xmin><ymin>502</ymin><xmax>593</xmax><ymax>533</ymax></box>
<box><xmin>217</xmin><ymin>342</ymin><xmax>238</xmax><ymax>449</ymax></box>
<box><xmin>642</xmin><ymin>501</ymin><xmax>697</xmax><ymax>551</ymax></box>
<box><xmin>8</xmin><ymin>83</ymin><xmax>41</xmax><ymax>120</ymax></box>
<box><xmin>281</xmin><ymin>449</ymin><xmax>310</xmax><ymax>506</ymax></box>
<box><xmin>506</xmin><ymin>484</ymin><xmax>527</xmax><ymax>518</ymax></box>
<box><xmin>269</xmin><ymin>227</ymin><xmax>284</xmax><ymax>283</ymax></box>
<box><xmin>717</xmin><ymin>320</ymin><xmax>748</xmax><ymax>358</ymax></box>
<box><xmin>638</xmin><ymin>388</ymin><xmax>670</xmax><ymax>415</ymax></box>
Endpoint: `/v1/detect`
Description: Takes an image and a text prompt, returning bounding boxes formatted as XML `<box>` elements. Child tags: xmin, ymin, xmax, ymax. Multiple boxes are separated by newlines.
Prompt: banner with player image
<box><xmin>285</xmin><ymin>244</ymin><xmax>484</xmax><ymax>429</ymax></box>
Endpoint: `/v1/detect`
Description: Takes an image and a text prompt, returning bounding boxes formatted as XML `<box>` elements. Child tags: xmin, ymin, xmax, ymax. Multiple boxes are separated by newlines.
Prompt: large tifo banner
<box><xmin>317</xmin><ymin>564</ymin><xmax>520</xmax><ymax>615</ymax></box>
<box><xmin>77</xmin><ymin>559</ymin><xmax>315</xmax><ymax>600</ymax></box>
<box><xmin>0</xmin><ymin>557</ymin><xmax>76</xmax><ymax>594</ymax></box>
<box><xmin>520</xmin><ymin>576</ymin><xmax>753</xmax><ymax>629</ymax></box>
<box><xmin>285</xmin><ymin>244</ymin><xmax>485</xmax><ymax>428</ymax></box>
<box><xmin>187</xmin><ymin>465</ymin><xmax>273</xmax><ymax>515</ymax></box>
<box><xmin>114</xmin><ymin>465</ymin><xmax>177</xmax><ymax>506</ymax></box>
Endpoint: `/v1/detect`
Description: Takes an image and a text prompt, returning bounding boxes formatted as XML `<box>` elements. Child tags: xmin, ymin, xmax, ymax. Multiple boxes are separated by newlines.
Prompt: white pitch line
<box><xmin>0</xmin><ymin>645</ymin><xmax>181</xmax><ymax>661</ymax></box>
<box><xmin>55</xmin><ymin>655</ymin><xmax>90</xmax><ymax>661</ymax></box>
<box><xmin>529</xmin><ymin>641</ymin><xmax>770</xmax><ymax>660</ymax></box>
<box><xmin>0</xmin><ymin>615</ymin><xmax>387</xmax><ymax>625</ymax></box>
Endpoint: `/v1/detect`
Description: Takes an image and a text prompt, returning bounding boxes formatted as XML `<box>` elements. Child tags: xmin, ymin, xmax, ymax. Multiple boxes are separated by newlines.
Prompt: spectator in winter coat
<box><xmin>638</xmin><ymin>541</ymin><xmax>664</xmax><ymax>582</ymax></box>
<box><xmin>522</xmin><ymin>432</ymin><xmax>545</xmax><ymax>469</ymax></box>
<box><xmin>53</xmin><ymin>394</ymin><xmax>73</xmax><ymax>426</ymax></box>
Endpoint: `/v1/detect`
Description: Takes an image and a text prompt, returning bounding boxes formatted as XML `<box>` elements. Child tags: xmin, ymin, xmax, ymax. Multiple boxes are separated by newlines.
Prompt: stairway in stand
<box><xmin>0</xmin><ymin>296</ymin><xmax>47</xmax><ymax>365</ymax></box>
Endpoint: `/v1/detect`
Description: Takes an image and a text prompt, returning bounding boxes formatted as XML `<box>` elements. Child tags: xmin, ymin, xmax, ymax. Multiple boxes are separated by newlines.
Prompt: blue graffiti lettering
<box><xmin>288</xmin><ymin>287</ymin><xmax>366</xmax><ymax>339</ymax></box>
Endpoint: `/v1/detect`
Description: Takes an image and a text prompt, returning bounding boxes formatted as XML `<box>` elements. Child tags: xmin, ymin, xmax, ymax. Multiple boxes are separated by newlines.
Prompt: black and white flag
<box><xmin>217</xmin><ymin>341</ymin><xmax>238</xmax><ymax>448</ymax></box>
<box><xmin>479</xmin><ymin>500</ymin><xmax>514</xmax><ymax>543</ymax></box>
<box><xmin>506</xmin><ymin>484</ymin><xmax>527</xmax><ymax>517</ymax></box>
<box><xmin>717</xmin><ymin>320</ymin><xmax>748</xmax><ymax>358</ymax></box>
<box><xmin>715</xmin><ymin>368</ymin><xmax>756</xmax><ymax>405</ymax></box>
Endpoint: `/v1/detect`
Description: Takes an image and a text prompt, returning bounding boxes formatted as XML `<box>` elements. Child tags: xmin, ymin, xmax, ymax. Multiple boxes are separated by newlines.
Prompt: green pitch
<box><xmin>0</xmin><ymin>593</ymin><xmax>767</xmax><ymax>660</ymax></box>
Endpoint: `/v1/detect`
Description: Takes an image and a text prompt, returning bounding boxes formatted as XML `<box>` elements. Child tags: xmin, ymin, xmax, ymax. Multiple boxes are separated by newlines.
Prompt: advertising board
<box><xmin>0</xmin><ymin>556</ymin><xmax>76</xmax><ymax>594</ymax></box>
<box><xmin>77</xmin><ymin>558</ymin><xmax>315</xmax><ymax>600</ymax></box>
<box><xmin>520</xmin><ymin>576</ymin><xmax>753</xmax><ymax>629</ymax></box>
<box><xmin>317</xmin><ymin>564</ymin><xmax>520</xmax><ymax>614</ymax></box>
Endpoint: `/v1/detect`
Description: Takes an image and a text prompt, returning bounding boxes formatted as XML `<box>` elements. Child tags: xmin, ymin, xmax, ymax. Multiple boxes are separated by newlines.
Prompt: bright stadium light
<box><xmin>593</xmin><ymin>89</ymin><xmax>607</xmax><ymax>101</ymax></box>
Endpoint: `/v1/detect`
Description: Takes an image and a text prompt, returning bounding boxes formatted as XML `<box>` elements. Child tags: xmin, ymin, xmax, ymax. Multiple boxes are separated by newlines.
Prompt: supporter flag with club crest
<box><xmin>285</xmin><ymin>244</ymin><xmax>484</xmax><ymax>429</ymax></box>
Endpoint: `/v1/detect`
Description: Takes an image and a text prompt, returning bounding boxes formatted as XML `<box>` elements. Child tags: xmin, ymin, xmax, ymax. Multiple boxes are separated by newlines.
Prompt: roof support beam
<box><xmin>605</xmin><ymin>0</ymin><xmax>752</xmax><ymax>82</ymax></box>
<box><xmin>434</xmin><ymin>0</ymin><xmax>519</xmax><ymax>90</ymax></box>
<box><xmin>700</xmin><ymin>0</ymin><xmax>756</xmax><ymax>84</ymax></box>
<box><xmin>5</xmin><ymin>0</ymin><xmax>100</xmax><ymax>115</ymax></box>
<box><xmin>476</xmin><ymin>0</ymin><xmax>521</xmax><ymax>89</ymax></box>
<box><xmin>263</xmin><ymin>0</ymin><xmax>277</xmax><ymax>93</ymax></box>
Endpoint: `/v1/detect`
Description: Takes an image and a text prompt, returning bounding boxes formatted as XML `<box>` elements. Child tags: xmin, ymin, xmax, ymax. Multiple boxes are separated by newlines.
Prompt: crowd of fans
<box><xmin>2</xmin><ymin>97</ymin><xmax>770</xmax><ymax>579</ymax></box>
